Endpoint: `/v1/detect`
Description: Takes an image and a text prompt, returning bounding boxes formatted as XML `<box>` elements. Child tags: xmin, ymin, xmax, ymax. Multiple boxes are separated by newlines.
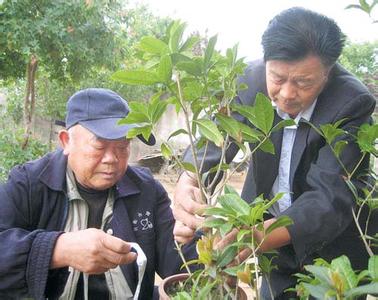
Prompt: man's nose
<box><xmin>102</xmin><ymin>149</ymin><xmax>118</xmax><ymax>163</ymax></box>
<box><xmin>280</xmin><ymin>82</ymin><xmax>297</xmax><ymax>100</ymax></box>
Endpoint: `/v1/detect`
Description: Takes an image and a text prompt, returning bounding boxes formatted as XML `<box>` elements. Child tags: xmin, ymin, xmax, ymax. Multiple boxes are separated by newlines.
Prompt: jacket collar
<box><xmin>115</xmin><ymin>168</ymin><xmax>141</xmax><ymax>199</ymax></box>
<box><xmin>39</xmin><ymin>149</ymin><xmax>68</xmax><ymax>192</ymax></box>
<box><xmin>38</xmin><ymin>149</ymin><xmax>141</xmax><ymax>198</ymax></box>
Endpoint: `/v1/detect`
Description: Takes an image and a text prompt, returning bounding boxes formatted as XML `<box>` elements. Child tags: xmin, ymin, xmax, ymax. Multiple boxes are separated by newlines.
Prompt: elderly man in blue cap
<box><xmin>0</xmin><ymin>88</ymin><xmax>196</xmax><ymax>300</ymax></box>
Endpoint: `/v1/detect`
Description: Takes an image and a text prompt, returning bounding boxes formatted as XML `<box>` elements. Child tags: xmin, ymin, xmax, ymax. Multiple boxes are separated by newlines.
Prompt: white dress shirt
<box><xmin>269</xmin><ymin>99</ymin><xmax>317</xmax><ymax>216</ymax></box>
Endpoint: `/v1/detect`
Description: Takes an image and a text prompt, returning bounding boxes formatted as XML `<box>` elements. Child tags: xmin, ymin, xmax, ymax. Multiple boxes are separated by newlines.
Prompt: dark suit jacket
<box><xmin>185</xmin><ymin>59</ymin><xmax>377</xmax><ymax>296</ymax></box>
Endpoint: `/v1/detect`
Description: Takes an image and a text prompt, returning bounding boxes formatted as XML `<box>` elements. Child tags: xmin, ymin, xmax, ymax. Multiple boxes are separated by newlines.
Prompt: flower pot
<box><xmin>159</xmin><ymin>273</ymin><xmax>249</xmax><ymax>300</ymax></box>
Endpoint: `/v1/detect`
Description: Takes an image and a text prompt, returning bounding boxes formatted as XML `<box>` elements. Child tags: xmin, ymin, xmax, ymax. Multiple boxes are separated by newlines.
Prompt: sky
<box><xmin>132</xmin><ymin>0</ymin><xmax>377</xmax><ymax>60</ymax></box>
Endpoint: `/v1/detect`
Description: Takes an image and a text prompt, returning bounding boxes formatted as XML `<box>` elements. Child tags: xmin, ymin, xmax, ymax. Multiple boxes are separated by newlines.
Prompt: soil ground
<box><xmin>154</xmin><ymin>169</ymin><xmax>247</xmax><ymax>199</ymax></box>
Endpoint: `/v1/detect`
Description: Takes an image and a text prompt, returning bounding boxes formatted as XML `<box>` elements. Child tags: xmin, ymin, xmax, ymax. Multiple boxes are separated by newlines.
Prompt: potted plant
<box><xmin>111</xmin><ymin>20</ymin><xmax>295</xmax><ymax>299</ymax></box>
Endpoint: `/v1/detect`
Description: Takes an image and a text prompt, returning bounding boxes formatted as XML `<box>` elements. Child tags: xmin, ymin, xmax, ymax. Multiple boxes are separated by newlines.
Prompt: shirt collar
<box><xmin>275</xmin><ymin>98</ymin><xmax>317</xmax><ymax>125</ymax></box>
<box><xmin>66</xmin><ymin>166</ymin><xmax>84</xmax><ymax>202</ymax></box>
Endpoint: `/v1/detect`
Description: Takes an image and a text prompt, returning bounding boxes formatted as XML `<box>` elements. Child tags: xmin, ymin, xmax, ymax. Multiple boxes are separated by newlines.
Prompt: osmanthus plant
<box><xmin>112</xmin><ymin>21</ymin><xmax>294</xmax><ymax>298</ymax></box>
<box><xmin>293</xmin><ymin>122</ymin><xmax>378</xmax><ymax>299</ymax></box>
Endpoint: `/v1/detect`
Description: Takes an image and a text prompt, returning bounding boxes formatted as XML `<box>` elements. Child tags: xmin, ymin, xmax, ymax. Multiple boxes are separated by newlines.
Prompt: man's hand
<box><xmin>172</xmin><ymin>172</ymin><xmax>207</xmax><ymax>244</ymax></box>
<box><xmin>51</xmin><ymin>228</ymin><xmax>137</xmax><ymax>274</ymax></box>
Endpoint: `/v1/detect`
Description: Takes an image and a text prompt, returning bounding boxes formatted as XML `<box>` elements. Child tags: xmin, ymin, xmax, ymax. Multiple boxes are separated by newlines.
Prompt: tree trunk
<box><xmin>22</xmin><ymin>55</ymin><xmax>38</xmax><ymax>149</ymax></box>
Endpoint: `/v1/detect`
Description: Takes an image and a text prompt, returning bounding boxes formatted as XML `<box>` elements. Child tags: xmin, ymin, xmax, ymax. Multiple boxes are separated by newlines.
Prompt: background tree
<box><xmin>0</xmin><ymin>0</ymin><xmax>125</xmax><ymax>147</ymax></box>
<box><xmin>339</xmin><ymin>40</ymin><xmax>378</xmax><ymax>99</ymax></box>
<box><xmin>0</xmin><ymin>1</ymin><xmax>171</xmax><ymax>181</ymax></box>
<box><xmin>0</xmin><ymin>0</ymin><xmax>172</xmax><ymax>142</ymax></box>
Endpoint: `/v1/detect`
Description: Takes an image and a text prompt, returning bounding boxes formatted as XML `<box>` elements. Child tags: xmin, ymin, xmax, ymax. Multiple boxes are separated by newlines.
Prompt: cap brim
<box><xmin>79</xmin><ymin>119</ymin><xmax>156</xmax><ymax>146</ymax></box>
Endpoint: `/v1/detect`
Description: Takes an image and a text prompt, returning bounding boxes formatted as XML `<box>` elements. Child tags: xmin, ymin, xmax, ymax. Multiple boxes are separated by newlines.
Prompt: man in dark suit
<box><xmin>172</xmin><ymin>7</ymin><xmax>377</xmax><ymax>299</ymax></box>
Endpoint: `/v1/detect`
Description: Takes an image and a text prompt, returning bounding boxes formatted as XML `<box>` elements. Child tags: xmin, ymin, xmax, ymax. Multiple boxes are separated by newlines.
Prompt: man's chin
<box><xmin>277</xmin><ymin>104</ymin><xmax>301</xmax><ymax>117</ymax></box>
<box><xmin>91</xmin><ymin>179</ymin><xmax>118</xmax><ymax>191</ymax></box>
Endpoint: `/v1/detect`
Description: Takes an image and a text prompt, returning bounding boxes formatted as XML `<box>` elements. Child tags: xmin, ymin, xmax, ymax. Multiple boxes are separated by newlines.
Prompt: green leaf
<box><xmin>359</xmin><ymin>0</ymin><xmax>371</xmax><ymax>12</ymax></box>
<box><xmin>204</xmin><ymin>35</ymin><xmax>217</xmax><ymax>69</ymax></box>
<box><xmin>169</xmin><ymin>21</ymin><xmax>186</xmax><ymax>53</ymax></box>
<box><xmin>218</xmin><ymin>194</ymin><xmax>251</xmax><ymax>216</ymax></box>
<box><xmin>138</xmin><ymin>36</ymin><xmax>168</xmax><ymax>54</ymax></box>
<box><xmin>319</xmin><ymin>123</ymin><xmax>346</xmax><ymax>145</ymax></box>
<box><xmin>263</xmin><ymin>192</ymin><xmax>285</xmax><ymax>210</ymax></box>
<box><xmin>224</xmin><ymin>185</ymin><xmax>239</xmax><ymax>195</ymax></box>
<box><xmin>344</xmin><ymin>282</ymin><xmax>378</xmax><ymax>298</ymax></box>
<box><xmin>171</xmin><ymin>53</ymin><xmax>191</xmax><ymax>66</ymax></box>
<box><xmin>254</xmin><ymin>93</ymin><xmax>274</xmax><ymax>135</ymax></box>
<box><xmin>205</xmin><ymin>163</ymin><xmax>230</xmax><ymax>176</ymax></box>
<box><xmin>248</xmin><ymin>203</ymin><xmax>266</xmax><ymax>225</ymax></box>
<box><xmin>345</xmin><ymin>4</ymin><xmax>365</xmax><ymax>11</ymax></box>
<box><xmin>219</xmin><ymin>222</ymin><xmax>233</xmax><ymax>236</ymax></box>
<box><xmin>265</xmin><ymin>216</ymin><xmax>293</xmax><ymax>235</ymax></box>
<box><xmin>223</xmin><ymin>265</ymin><xmax>243</xmax><ymax>276</ymax></box>
<box><xmin>118</xmin><ymin>112</ymin><xmax>149</xmax><ymax>124</ymax></box>
<box><xmin>126</xmin><ymin>126</ymin><xmax>152</xmax><ymax>141</ymax></box>
<box><xmin>304</xmin><ymin>265</ymin><xmax>332</xmax><ymax>286</ymax></box>
<box><xmin>232</xmin><ymin>104</ymin><xmax>257</xmax><ymax>125</ymax></box>
<box><xmin>168</xmin><ymin>129</ymin><xmax>188</xmax><ymax>140</ymax></box>
<box><xmin>357</xmin><ymin>124</ymin><xmax>378</xmax><ymax>156</ymax></box>
<box><xmin>198</xmin><ymin>280</ymin><xmax>218</xmax><ymax>299</ymax></box>
<box><xmin>239</xmin><ymin>123</ymin><xmax>262</xmax><ymax>143</ymax></box>
<box><xmin>334</xmin><ymin>140</ymin><xmax>348</xmax><ymax>158</ymax></box>
<box><xmin>203</xmin><ymin>207</ymin><xmax>229</xmax><ymax>217</ymax></box>
<box><xmin>181</xmin><ymin>162</ymin><xmax>196</xmax><ymax>173</ymax></box>
<box><xmin>172</xmin><ymin>291</ymin><xmax>192</xmax><ymax>300</ymax></box>
<box><xmin>160</xmin><ymin>143</ymin><xmax>172</xmax><ymax>159</ymax></box>
<box><xmin>368</xmin><ymin>255</ymin><xmax>378</xmax><ymax>281</ymax></box>
<box><xmin>259</xmin><ymin>138</ymin><xmax>275</xmax><ymax>154</ymax></box>
<box><xmin>193</xmin><ymin>119</ymin><xmax>224</xmax><ymax>147</ymax></box>
<box><xmin>330</xmin><ymin>255</ymin><xmax>358</xmax><ymax>289</ymax></box>
<box><xmin>333</xmin><ymin>118</ymin><xmax>348</xmax><ymax>129</ymax></box>
<box><xmin>259</xmin><ymin>254</ymin><xmax>277</xmax><ymax>274</ymax></box>
<box><xmin>216</xmin><ymin>113</ymin><xmax>242</xmax><ymax>142</ymax></box>
<box><xmin>148</xmin><ymin>98</ymin><xmax>168</xmax><ymax>124</ymax></box>
<box><xmin>203</xmin><ymin>217</ymin><xmax>226</xmax><ymax>228</ymax></box>
<box><xmin>272</xmin><ymin>119</ymin><xmax>296</xmax><ymax>132</ymax></box>
<box><xmin>111</xmin><ymin>70</ymin><xmax>159</xmax><ymax>85</ymax></box>
<box><xmin>179</xmin><ymin>35</ymin><xmax>200</xmax><ymax>53</ymax></box>
<box><xmin>176</xmin><ymin>60</ymin><xmax>203</xmax><ymax>76</ymax></box>
<box><xmin>157</xmin><ymin>54</ymin><xmax>172</xmax><ymax>83</ymax></box>
<box><xmin>129</xmin><ymin>102</ymin><xmax>149</xmax><ymax>113</ymax></box>
<box><xmin>302</xmin><ymin>283</ymin><xmax>331</xmax><ymax>299</ymax></box>
<box><xmin>183</xmin><ymin>81</ymin><xmax>203</xmax><ymax>101</ymax></box>
<box><xmin>217</xmin><ymin>245</ymin><xmax>238</xmax><ymax>267</ymax></box>
<box><xmin>237</xmin><ymin>229</ymin><xmax>251</xmax><ymax>242</ymax></box>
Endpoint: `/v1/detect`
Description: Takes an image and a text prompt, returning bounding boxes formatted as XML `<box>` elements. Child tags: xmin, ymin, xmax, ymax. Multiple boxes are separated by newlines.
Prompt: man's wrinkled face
<box><xmin>62</xmin><ymin>125</ymin><xmax>130</xmax><ymax>190</ymax></box>
<box><xmin>266</xmin><ymin>55</ymin><xmax>330</xmax><ymax>118</ymax></box>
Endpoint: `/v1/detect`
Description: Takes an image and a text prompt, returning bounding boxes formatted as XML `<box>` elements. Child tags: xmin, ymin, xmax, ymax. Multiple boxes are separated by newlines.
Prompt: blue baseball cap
<box><xmin>65</xmin><ymin>88</ymin><xmax>155</xmax><ymax>145</ymax></box>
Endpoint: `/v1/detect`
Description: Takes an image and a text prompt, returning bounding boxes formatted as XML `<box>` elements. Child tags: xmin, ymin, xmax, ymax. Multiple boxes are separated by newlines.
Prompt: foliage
<box><xmin>0</xmin><ymin>126</ymin><xmax>48</xmax><ymax>182</ymax></box>
<box><xmin>0</xmin><ymin>1</ymin><xmax>171</xmax><ymax>142</ymax></box>
<box><xmin>113</xmin><ymin>20</ymin><xmax>295</xmax><ymax>298</ymax></box>
<box><xmin>346</xmin><ymin>0</ymin><xmax>378</xmax><ymax>23</ymax></box>
<box><xmin>0</xmin><ymin>80</ymin><xmax>24</xmax><ymax>124</ymax></box>
<box><xmin>340</xmin><ymin>40</ymin><xmax>378</xmax><ymax>98</ymax></box>
<box><xmin>292</xmin><ymin>120</ymin><xmax>378</xmax><ymax>299</ymax></box>
<box><xmin>294</xmin><ymin>255</ymin><xmax>378</xmax><ymax>299</ymax></box>
<box><xmin>0</xmin><ymin>0</ymin><xmax>123</xmax><ymax>82</ymax></box>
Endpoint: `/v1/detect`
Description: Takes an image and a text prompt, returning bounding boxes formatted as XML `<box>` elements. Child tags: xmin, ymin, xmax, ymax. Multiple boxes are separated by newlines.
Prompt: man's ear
<box><xmin>58</xmin><ymin>130</ymin><xmax>70</xmax><ymax>155</ymax></box>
